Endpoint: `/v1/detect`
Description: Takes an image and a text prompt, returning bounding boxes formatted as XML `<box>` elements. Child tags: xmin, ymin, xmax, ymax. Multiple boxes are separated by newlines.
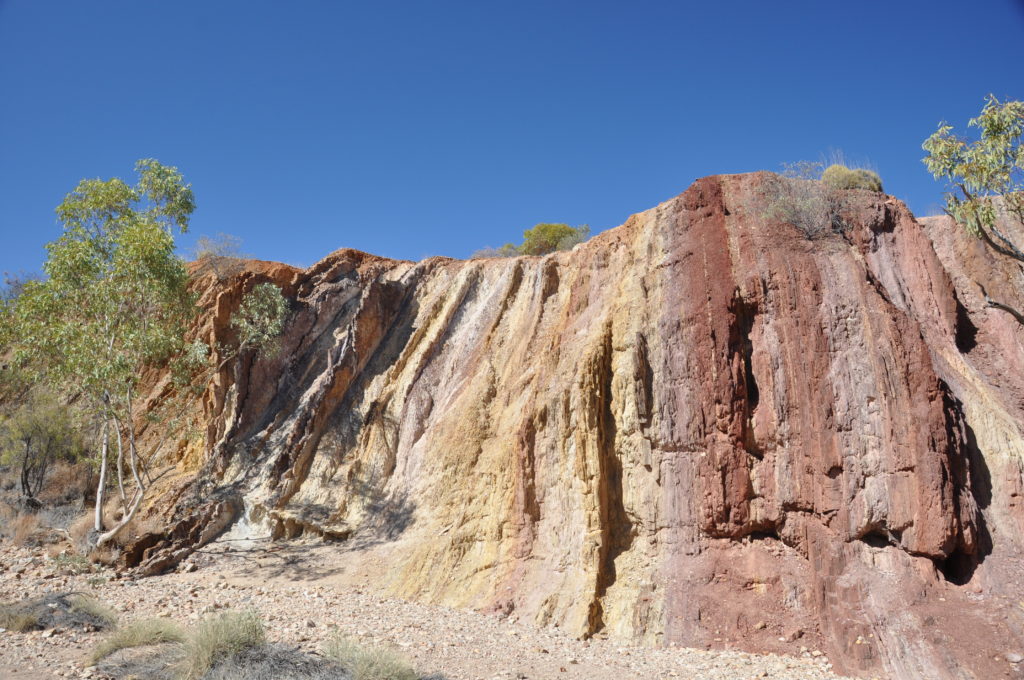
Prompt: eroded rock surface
<box><xmin>130</xmin><ymin>174</ymin><xmax>1024</xmax><ymax>679</ymax></box>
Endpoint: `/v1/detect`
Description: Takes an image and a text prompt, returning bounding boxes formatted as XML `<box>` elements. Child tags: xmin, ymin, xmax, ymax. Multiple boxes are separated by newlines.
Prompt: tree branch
<box><xmin>980</xmin><ymin>284</ymin><xmax>1024</xmax><ymax>326</ymax></box>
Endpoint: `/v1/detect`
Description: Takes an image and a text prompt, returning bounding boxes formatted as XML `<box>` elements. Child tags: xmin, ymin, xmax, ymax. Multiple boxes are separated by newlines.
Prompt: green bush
<box><xmin>821</xmin><ymin>164</ymin><xmax>883</xmax><ymax>192</ymax></box>
<box><xmin>0</xmin><ymin>392</ymin><xmax>85</xmax><ymax>504</ymax></box>
<box><xmin>519</xmin><ymin>223</ymin><xmax>588</xmax><ymax>255</ymax></box>
<box><xmin>471</xmin><ymin>223</ymin><xmax>590</xmax><ymax>258</ymax></box>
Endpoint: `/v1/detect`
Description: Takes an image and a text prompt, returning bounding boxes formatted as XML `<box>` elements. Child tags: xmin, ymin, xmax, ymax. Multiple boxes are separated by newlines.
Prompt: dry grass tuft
<box><xmin>11</xmin><ymin>512</ymin><xmax>40</xmax><ymax>546</ymax></box>
<box><xmin>0</xmin><ymin>602</ymin><xmax>39</xmax><ymax>631</ymax></box>
<box><xmin>90</xmin><ymin>544</ymin><xmax>120</xmax><ymax>565</ymax></box>
<box><xmin>90</xmin><ymin>617</ymin><xmax>186</xmax><ymax>665</ymax></box>
<box><xmin>0</xmin><ymin>592</ymin><xmax>116</xmax><ymax>632</ymax></box>
<box><xmin>90</xmin><ymin>611</ymin><xmax>433</xmax><ymax>680</ymax></box>
<box><xmin>323</xmin><ymin>635</ymin><xmax>418</xmax><ymax>680</ymax></box>
<box><xmin>68</xmin><ymin>511</ymin><xmax>94</xmax><ymax>554</ymax></box>
<box><xmin>68</xmin><ymin>594</ymin><xmax>118</xmax><ymax>627</ymax></box>
<box><xmin>0</xmin><ymin>499</ymin><xmax>15</xmax><ymax>523</ymax></box>
<box><xmin>178</xmin><ymin>610</ymin><xmax>266</xmax><ymax>680</ymax></box>
<box><xmin>203</xmin><ymin>644</ymin><xmax>352</xmax><ymax>680</ymax></box>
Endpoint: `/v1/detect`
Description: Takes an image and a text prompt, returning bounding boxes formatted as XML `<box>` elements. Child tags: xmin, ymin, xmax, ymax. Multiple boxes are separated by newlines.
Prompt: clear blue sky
<box><xmin>2</xmin><ymin>0</ymin><xmax>1022</xmax><ymax>272</ymax></box>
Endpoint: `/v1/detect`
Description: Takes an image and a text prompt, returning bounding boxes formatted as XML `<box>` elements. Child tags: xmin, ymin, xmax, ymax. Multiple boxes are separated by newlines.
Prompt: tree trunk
<box><xmin>94</xmin><ymin>420</ymin><xmax>109</xmax><ymax>533</ymax></box>
<box><xmin>94</xmin><ymin>482</ymin><xmax>145</xmax><ymax>549</ymax></box>
<box><xmin>96</xmin><ymin>391</ymin><xmax>148</xmax><ymax>550</ymax></box>
<box><xmin>20</xmin><ymin>439</ymin><xmax>32</xmax><ymax>499</ymax></box>
<box><xmin>114</xmin><ymin>417</ymin><xmax>127</xmax><ymax>505</ymax></box>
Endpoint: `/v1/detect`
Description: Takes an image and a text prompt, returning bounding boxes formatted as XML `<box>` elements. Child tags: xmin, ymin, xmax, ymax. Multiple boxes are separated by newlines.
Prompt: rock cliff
<box><xmin>127</xmin><ymin>173</ymin><xmax>1024</xmax><ymax>679</ymax></box>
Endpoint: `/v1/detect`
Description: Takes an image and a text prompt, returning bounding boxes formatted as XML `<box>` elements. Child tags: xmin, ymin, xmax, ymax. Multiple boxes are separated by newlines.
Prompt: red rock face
<box><xmin>132</xmin><ymin>174</ymin><xmax>1024</xmax><ymax>679</ymax></box>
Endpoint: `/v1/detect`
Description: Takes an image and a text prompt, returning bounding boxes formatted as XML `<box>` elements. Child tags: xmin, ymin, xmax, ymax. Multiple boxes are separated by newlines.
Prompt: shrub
<box><xmin>0</xmin><ymin>592</ymin><xmax>117</xmax><ymax>632</ymax></box>
<box><xmin>90</xmin><ymin>617</ymin><xmax>186</xmax><ymax>665</ymax></box>
<box><xmin>0</xmin><ymin>394</ymin><xmax>85</xmax><ymax>504</ymax></box>
<box><xmin>67</xmin><ymin>594</ymin><xmax>118</xmax><ymax>627</ymax></box>
<box><xmin>519</xmin><ymin>223</ymin><xmax>587</xmax><ymax>256</ymax></box>
<box><xmin>471</xmin><ymin>223</ymin><xmax>590</xmax><ymax>259</ymax></box>
<box><xmin>0</xmin><ymin>602</ymin><xmax>39</xmax><ymax>631</ymax></box>
<box><xmin>178</xmin><ymin>610</ymin><xmax>266</xmax><ymax>680</ymax></box>
<box><xmin>470</xmin><ymin>243</ymin><xmax>519</xmax><ymax>259</ymax></box>
<box><xmin>323</xmin><ymin>635</ymin><xmax>418</xmax><ymax>680</ymax></box>
<box><xmin>203</xmin><ymin>644</ymin><xmax>351</xmax><ymax>680</ymax></box>
<box><xmin>758</xmin><ymin>162</ymin><xmax>844</xmax><ymax>238</ymax></box>
<box><xmin>822</xmin><ymin>164</ymin><xmax>884</xmax><ymax>192</ymax></box>
<box><xmin>41</xmin><ymin>460</ymin><xmax>94</xmax><ymax>505</ymax></box>
<box><xmin>759</xmin><ymin>158</ymin><xmax>881</xmax><ymax>237</ymax></box>
<box><xmin>89</xmin><ymin>611</ymin><xmax>441</xmax><ymax>680</ymax></box>
<box><xmin>52</xmin><ymin>552</ymin><xmax>93</xmax><ymax>575</ymax></box>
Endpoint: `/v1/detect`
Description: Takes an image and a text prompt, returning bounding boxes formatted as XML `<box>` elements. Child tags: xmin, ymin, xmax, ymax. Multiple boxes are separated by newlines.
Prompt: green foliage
<box><xmin>323</xmin><ymin>635</ymin><xmax>418</xmax><ymax>680</ymax></box>
<box><xmin>1</xmin><ymin>273</ymin><xmax>39</xmax><ymax>361</ymax></box>
<box><xmin>923</xmin><ymin>95</ymin><xmax>1024</xmax><ymax>326</ymax></box>
<box><xmin>4</xmin><ymin>161</ymin><xmax>288</xmax><ymax>546</ymax></box>
<box><xmin>232</xmin><ymin>283</ymin><xmax>289</xmax><ymax>357</ymax></box>
<box><xmin>3</xmin><ymin>159</ymin><xmax>200</xmax><ymax>541</ymax></box>
<box><xmin>821</xmin><ymin>164</ymin><xmax>884</xmax><ymax>192</ymax></box>
<box><xmin>52</xmin><ymin>552</ymin><xmax>93</xmax><ymax>575</ymax></box>
<box><xmin>472</xmin><ymin>223</ymin><xmax>590</xmax><ymax>258</ymax></box>
<box><xmin>519</xmin><ymin>222</ymin><xmax>589</xmax><ymax>256</ymax></box>
<box><xmin>922</xmin><ymin>94</ymin><xmax>1024</xmax><ymax>244</ymax></box>
<box><xmin>9</xmin><ymin>159</ymin><xmax>196</xmax><ymax>411</ymax></box>
<box><xmin>0</xmin><ymin>392</ymin><xmax>85</xmax><ymax>502</ymax></box>
<box><xmin>1</xmin><ymin>272</ymin><xmax>41</xmax><ymax>305</ymax></box>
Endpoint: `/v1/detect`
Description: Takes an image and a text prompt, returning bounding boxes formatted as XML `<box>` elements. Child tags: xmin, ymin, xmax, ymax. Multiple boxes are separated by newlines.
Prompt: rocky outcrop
<box><xmin>130</xmin><ymin>174</ymin><xmax>1024</xmax><ymax>679</ymax></box>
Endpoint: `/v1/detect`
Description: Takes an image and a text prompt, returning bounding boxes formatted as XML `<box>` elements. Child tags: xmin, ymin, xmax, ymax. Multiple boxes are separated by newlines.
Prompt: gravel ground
<box><xmin>0</xmin><ymin>539</ymin><xmax>862</xmax><ymax>680</ymax></box>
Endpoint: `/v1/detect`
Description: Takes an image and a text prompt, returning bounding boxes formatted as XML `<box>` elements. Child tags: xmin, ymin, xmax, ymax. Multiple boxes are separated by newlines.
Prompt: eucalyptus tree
<box><xmin>9</xmin><ymin>160</ymin><xmax>287</xmax><ymax>548</ymax></box>
<box><xmin>923</xmin><ymin>95</ymin><xmax>1024</xmax><ymax>325</ymax></box>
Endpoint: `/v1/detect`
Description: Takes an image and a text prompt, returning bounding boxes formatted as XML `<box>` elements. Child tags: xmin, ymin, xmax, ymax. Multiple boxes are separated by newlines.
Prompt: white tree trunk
<box><xmin>96</xmin><ymin>389</ymin><xmax>148</xmax><ymax>550</ymax></box>
<box><xmin>94</xmin><ymin>420</ymin><xmax>109</xmax><ymax>533</ymax></box>
<box><xmin>114</xmin><ymin>417</ymin><xmax>127</xmax><ymax>505</ymax></box>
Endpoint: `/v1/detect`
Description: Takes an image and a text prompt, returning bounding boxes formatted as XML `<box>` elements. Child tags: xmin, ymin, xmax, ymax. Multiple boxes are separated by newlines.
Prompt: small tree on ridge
<box><xmin>923</xmin><ymin>94</ymin><xmax>1024</xmax><ymax>325</ymax></box>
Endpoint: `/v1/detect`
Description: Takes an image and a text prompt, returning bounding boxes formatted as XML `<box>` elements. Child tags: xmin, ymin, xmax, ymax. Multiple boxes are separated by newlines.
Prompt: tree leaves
<box><xmin>9</xmin><ymin>160</ymin><xmax>196</xmax><ymax>414</ymax></box>
<box><xmin>922</xmin><ymin>95</ymin><xmax>1024</xmax><ymax>239</ymax></box>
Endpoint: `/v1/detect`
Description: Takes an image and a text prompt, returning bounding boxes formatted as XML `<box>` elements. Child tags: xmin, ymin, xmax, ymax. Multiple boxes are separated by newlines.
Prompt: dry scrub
<box><xmin>179</xmin><ymin>610</ymin><xmax>266</xmax><ymax>680</ymax></box>
<box><xmin>90</xmin><ymin>617</ymin><xmax>186</xmax><ymax>665</ymax></box>
<box><xmin>324</xmin><ymin>635</ymin><xmax>419</xmax><ymax>680</ymax></box>
<box><xmin>9</xmin><ymin>512</ymin><xmax>40</xmax><ymax>546</ymax></box>
<box><xmin>0</xmin><ymin>592</ymin><xmax>116</xmax><ymax>632</ymax></box>
<box><xmin>89</xmin><ymin>608</ymin><xmax>445</xmax><ymax>680</ymax></box>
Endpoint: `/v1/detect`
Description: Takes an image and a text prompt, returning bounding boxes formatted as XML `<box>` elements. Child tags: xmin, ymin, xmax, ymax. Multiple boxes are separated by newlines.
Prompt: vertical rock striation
<box><xmin>130</xmin><ymin>174</ymin><xmax>1024</xmax><ymax>679</ymax></box>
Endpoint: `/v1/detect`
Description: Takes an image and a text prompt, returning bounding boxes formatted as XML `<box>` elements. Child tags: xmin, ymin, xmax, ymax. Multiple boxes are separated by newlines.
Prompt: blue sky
<box><xmin>2</xmin><ymin>0</ymin><xmax>1022</xmax><ymax>272</ymax></box>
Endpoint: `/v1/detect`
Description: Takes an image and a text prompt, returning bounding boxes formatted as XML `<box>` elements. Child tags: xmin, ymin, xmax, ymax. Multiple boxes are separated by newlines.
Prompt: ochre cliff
<box><xmin>128</xmin><ymin>174</ymin><xmax>1024</xmax><ymax>679</ymax></box>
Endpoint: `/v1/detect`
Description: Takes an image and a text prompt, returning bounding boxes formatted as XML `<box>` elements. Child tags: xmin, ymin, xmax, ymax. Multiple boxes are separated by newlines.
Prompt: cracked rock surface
<box><xmin>113</xmin><ymin>174</ymin><xmax>1024</xmax><ymax>679</ymax></box>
